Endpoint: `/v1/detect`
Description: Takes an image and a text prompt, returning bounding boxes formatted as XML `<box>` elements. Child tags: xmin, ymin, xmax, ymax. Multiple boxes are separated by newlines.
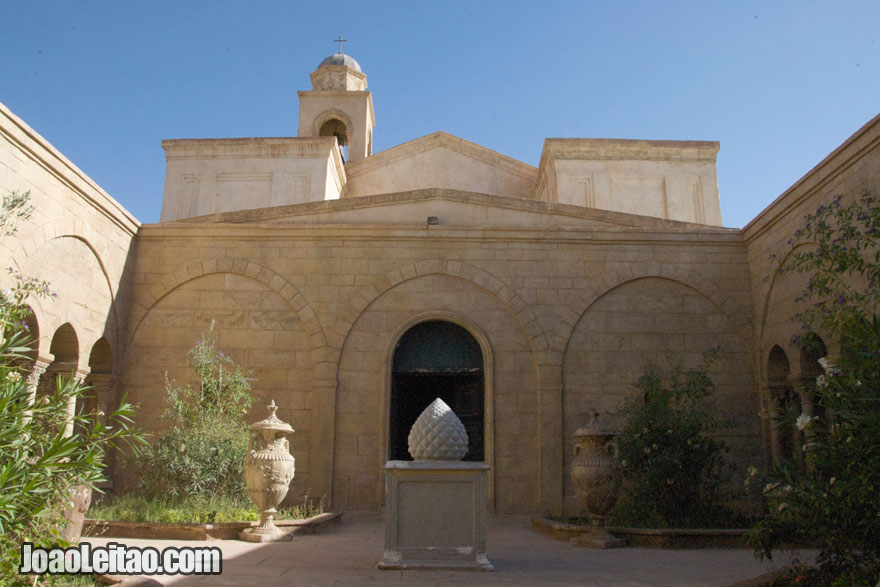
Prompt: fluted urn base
<box><xmin>570</xmin><ymin>515</ymin><xmax>625</xmax><ymax>549</ymax></box>
<box><xmin>239</xmin><ymin>508</ymin><xmax>291</xmax><ymax>543</ymax></box>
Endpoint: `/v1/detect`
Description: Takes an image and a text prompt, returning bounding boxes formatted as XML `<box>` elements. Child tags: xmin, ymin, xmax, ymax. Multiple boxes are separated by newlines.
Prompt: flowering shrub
<box><xmin>0</xmin><ymin>190</ymin><xmax>144</xmax><ymax>585</ymax></box>
<box><xmin>609</xmin><ymin>351</ymin><xmax>739</xmax><ymax>528</ymax></box>
<box><xmin>139</xmin><ymin>324</ymin><xmax>254</xmax><ymax>499</ymax></box>
<box><xmin>748</xmin><ymin>194</ymin><xmax>880</xmax><ymax>584</ymax></box>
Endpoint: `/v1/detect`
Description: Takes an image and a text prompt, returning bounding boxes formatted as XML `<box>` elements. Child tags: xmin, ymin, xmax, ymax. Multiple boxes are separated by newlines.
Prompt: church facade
<box><xmin>2</xmin><ymin>53</ymin><xmax>879</xmax><ymax>515</ymax></box>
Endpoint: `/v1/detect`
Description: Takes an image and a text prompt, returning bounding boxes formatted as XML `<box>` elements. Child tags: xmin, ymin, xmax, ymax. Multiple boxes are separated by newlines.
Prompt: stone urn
<box><xmin>239</xmin><ymin>400</ymin><xmax>295</xmax><ymax>543</ymax></box>
<box><xmin>570</xmin><ymin>411</ymin><xmax>624</xmax><ymax>548</ymax></box>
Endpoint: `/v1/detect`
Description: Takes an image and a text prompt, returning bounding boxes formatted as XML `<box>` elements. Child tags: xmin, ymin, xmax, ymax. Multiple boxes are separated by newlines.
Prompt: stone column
<box><xmin>763</xmin><ymin>384</ymin><xmax>782</xmax><ymax>465</ymax></box>
<box><xmin>22</xmin><ymin>357</ymin><xmax>51</xmax><ymax>425</ymax></box>
<box><xmin>88</xmin><ymin>372</ymin><xmax>115</xmax><ymax>427</ymax></box>
<box><xmin>64</xmin><ymin>370</ymin><xmax>89</xmax><ymax>437</ymax></box>
<box><xmin>790</xmin><ymin>375</ymin><xmax>814</xmax><ymax>419</ymax></box>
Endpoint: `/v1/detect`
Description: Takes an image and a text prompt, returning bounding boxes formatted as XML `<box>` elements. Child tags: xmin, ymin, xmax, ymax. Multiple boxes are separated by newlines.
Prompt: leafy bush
<box><xmin>749</xmin><ymin>194</ymin><xmax>880</xmax><ymax>584</ymax></box>
<box><xmin>0</xmin><ymin>190</ymin><xmax>144</xmax><ymax>585</ymax></box>
<box><xmin>610</xmin><ymin>351</ymin><xmax>740</xmax><ymax>528</ymax></box>
<box><xmin>138</xmin><ymin>324</ymin><xmax>254</xmax><ymax>499</ymax></box>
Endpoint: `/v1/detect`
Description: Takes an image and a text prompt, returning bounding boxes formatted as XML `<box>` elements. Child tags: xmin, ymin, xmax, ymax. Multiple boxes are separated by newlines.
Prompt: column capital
<box><xmin>27</xmin><ymin>357</ymin><xmax>52</xmax><ymax>385</ymax></box>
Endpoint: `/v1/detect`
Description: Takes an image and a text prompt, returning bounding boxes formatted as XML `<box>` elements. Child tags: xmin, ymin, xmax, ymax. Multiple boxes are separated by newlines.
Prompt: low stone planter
<box><xmin>84</xmin><ymin>512</ymin><xmax>342</xmax><ymax>541</ymax></box>
<box><xmin>530</xmin><ymin>517</ymin><xmax>749</xmax><ymax>549</ymax></box>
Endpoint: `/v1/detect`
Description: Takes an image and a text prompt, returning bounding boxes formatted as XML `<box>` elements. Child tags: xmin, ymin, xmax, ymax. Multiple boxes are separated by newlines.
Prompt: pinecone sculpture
<box><xmin>407</xmin><ymin>398</ymin><xmax>469</xmax><ymax>461</ymax></box>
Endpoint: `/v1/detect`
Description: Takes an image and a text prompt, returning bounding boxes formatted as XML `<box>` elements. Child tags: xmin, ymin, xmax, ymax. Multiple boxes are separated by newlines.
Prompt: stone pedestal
<box><xmin>379</xmin><ymin>461</ymin><xmax>492</xmax><ymax>571</ymax></box>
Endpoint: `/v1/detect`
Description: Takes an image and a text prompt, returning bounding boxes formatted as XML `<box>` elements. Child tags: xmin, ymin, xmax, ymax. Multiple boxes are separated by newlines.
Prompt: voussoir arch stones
<box><xmin>561</xmin><ymin>264</ymin><xmax>755</xmax><ymax>360</ymax></box>
<box><xmin>326</xmin><ymin>259</ymin><xmax>551</xmax><ymax>366</ymax></box>
<box><xmin>10</xmin><ymin>218</ymin><xmax>123</xmax><ymax>357</ymax></box>
<box><xmin>126</xmin><ymin>258</ymin><xmax>327</xmax><ymax>352</ymax></box>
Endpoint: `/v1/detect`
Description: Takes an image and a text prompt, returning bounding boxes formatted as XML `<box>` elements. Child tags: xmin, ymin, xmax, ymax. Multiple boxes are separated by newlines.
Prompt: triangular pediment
<box><xmin>171</xmin><ymin>188</ymin><xmax>735</xmax><ymax>233</ymax></box>
<box><xmin>344</xmin><ymin>132</ymin><xmax>538</xmax><ymax>199</ymax></box>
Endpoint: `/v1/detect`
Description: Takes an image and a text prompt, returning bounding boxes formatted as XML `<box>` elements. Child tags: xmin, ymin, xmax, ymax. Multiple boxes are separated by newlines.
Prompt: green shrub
<box><xmin>0</xmin><ymin>190</ymin><xmax>144</xmax><ymax>586</ymax></box>
<box><xmin>748</xmin><ymin>194</ymin><xmax>880</xmax><ymax>584</ymax></box>
<box><xmin>610</xmin><ymin>351</ymin><xmax>739</xmax><ymax>528</ymax></box>
<box><xmin>138</xmin><ymin>324</ymin><xmax>254</xmax><ymax>499</ymax></box>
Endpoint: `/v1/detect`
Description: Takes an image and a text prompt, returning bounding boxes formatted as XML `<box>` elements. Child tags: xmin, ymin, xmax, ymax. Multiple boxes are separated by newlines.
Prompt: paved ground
<box><xmin>87</xmin><ymin>517</ymin><xmax>809</xmax><ymax>586</ymax></box>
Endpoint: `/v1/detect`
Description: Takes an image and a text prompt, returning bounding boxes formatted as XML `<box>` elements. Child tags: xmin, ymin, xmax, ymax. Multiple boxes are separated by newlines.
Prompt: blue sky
<box><xmin>2</xmin><ymin>1</ymin><xmax>878</xmax><ymax>227</ymax></box>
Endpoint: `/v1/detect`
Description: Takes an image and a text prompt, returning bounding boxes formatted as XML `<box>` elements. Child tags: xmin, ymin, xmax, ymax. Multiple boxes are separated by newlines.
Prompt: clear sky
<box><xmin>2</xmin><ymin>1</ymin><xmax>878</xmax><ymax>228</ymax></box>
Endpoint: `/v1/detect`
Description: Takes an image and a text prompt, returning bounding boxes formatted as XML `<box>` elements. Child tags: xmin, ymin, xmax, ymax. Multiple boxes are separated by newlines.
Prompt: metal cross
<box><xmin>334</xmin><ymin>35</ymin><xmax>348</xmax><ymax>53</ymax></box>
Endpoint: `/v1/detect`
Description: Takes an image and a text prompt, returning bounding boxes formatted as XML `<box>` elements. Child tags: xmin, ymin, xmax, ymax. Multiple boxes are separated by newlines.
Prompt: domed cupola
<box><xmin>310</xmin><ymin>51</ymin><xmax>367</xmax><ymax>92</ymax></box>
<box><xmin>317</xmin><ymin>53</ymin><xmax>362</xmax><ymax>72</ymax></box>
<box><xmin>298</xmin><ymin>38</ymin><xmax>375</xmax><ymax>163</ymax></box>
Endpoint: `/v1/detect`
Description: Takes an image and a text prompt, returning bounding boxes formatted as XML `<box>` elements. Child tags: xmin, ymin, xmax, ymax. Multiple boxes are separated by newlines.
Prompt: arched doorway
<box><xmin>389</xmin><ymin>320</ymin><xmax>484</xmax><ymax>462</ymax></box>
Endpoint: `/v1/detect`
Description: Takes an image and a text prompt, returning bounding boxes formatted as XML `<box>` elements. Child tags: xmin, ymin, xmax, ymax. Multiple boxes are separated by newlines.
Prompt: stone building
<box><xmin>2</xmin><ymin>52</ymin><xmax>879</xmax><ymax>515</ymax></box>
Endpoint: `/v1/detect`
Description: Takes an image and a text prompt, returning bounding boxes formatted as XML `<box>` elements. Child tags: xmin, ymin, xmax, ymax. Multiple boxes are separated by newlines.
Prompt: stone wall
<box><xmin>0</xmin><ymin>102</ymin><xmax>138</xmax><ymax>425</ymax></box>
<box><xmin>743</xmin><ymin>111</ymin><xmax>880</xmax><ymax>463</ymax></box>
<box><xmin>123</xmin><ymin>214</ymin><xmax>757</xmax><ymax>514</ymax></box>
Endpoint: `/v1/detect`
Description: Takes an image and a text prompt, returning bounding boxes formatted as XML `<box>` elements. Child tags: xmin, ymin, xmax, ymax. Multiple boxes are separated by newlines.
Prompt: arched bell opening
<box><xmin>319</xmin><ymin>118</ymin><xmax>349</xmax><ymax>162</ymax></box>
<box><xmin>767</xmin><ymin>345</ymin><xmax>800</xmax><ymax>462</ymax></box>
<box><xmin>389</xmin><ymin>320</ymin><xmax>485</xmax><ymax>462</ymax></box>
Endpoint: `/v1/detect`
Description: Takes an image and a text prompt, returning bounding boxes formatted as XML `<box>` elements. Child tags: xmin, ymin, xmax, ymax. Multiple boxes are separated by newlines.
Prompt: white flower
<box><xmin>5</xmin><ymin>371</ymin><xmax>22</xmax><ymax>384</ymax></box>
<box><xmin>816</xmin><ymin>374</ymin><xmax>828</xmax><ymax>388</ymax></box>
<box><xmin>829</xmin><ymin>477</ymin><xmax>836</xmax><ymax>486</ymax></box>
<box><xmin>796</xmin><ymin>413</ymin><xmax>813</xmax><ymax>431</ymax></box>
<box><xmin>747</xmin><ymin>466</ymin><xmax>759</xmax><ymax>477</ymax></box>
<box><xmin>817</xmin><ymin>356</ymin><xmax>840</xmax><ymax>376</ymax></box>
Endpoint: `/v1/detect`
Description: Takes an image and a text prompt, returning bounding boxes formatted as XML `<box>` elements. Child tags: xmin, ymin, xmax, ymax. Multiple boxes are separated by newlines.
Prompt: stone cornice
<box><xmin>162</xmin><ymin>136</ymin><xmax>341</xmax><ymax>160</ymax></box>
<box><xmin>538</xmin><ymin>138</ymin><xmax>720</xmax><ymax>167</ymax></box>
<box><xmin>297</xmin><ymin>90</ymin><xmax>372</xmax><ymax>99</ymax></box>
<box><xmin>137</xmin><ymin>219</ymin><xmax>744</xmax><ymax>246</ymax></box>
<box><xmin>309</xmin><ymin>65</ymin><xmax>367</xmax><ymax>86</ymax></box>
<box><xmin>345</xmin><ymin>132</ymin><xmax>537</xmax><ymax>181</ymax></box>
<box><xmin>0</xmin><ymin>101</ymin><xmax>140</xmax><ymax>235</ymax></box>
<box><xmin>159</xmin><ymin>186</ymin><xmax>740</xmax><ymax>233</ymax></box>
<box><xmin>742</xmin><ymin>111</ymin><xmax>880</xmax><ymax>244</ymax></box>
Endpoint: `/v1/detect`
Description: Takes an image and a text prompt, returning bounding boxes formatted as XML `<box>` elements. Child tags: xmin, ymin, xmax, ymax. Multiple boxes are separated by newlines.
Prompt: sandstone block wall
<box><xmin>0</xmin><ymin>101</ymin><xmax>138</xmax><ymax>378</ymax></box>
<box><xmin>743</xmin><ymin>112</ymin><xmax>880</xmax><ymax>462</ymax></box>
<box><xmin>122</xmin><ymin>216</ymin><xmax>757</xmax><ymax>514</ymax></box>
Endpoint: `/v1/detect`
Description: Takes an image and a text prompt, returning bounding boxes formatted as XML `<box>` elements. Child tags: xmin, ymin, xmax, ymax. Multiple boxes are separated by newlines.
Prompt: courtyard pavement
<box><xmin>87</xmin><ymin>516</ymin><xmax>809</xmax><ymax>586</ymax></box>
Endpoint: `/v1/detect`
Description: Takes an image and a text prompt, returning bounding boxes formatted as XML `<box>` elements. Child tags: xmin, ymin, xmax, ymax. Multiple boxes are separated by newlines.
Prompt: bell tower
<box><xmin>297</xmin><ymin>40</ymin><xmax>375</xmax><ymax>164</ymax></box>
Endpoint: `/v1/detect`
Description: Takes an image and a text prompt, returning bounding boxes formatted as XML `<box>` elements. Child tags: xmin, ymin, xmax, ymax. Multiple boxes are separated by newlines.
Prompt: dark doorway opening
<box><xmin>389</xmin><ymin>321</ymin><xmax>484</xmax><ymax>462</ymax></box>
